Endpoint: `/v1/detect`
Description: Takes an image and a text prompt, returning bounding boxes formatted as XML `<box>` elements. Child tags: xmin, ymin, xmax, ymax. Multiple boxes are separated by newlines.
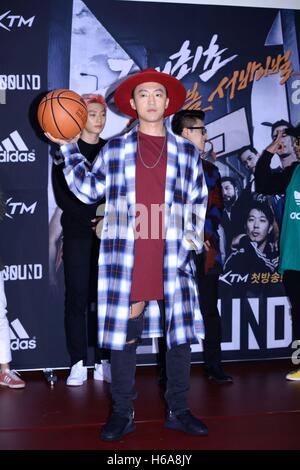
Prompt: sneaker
<box><xmin>0</xmin><ymin>369</ymin><xmax>25</xmax><ymax>389</ymax></box>
<box><xmin>94</xmin><ymin>360</ymin><xmax>111</xmax><ymax>383</ymax></box>
<box><xmin>66</xmin><ymin>360</ymin><xmax>87</xmax><ymax>386</ymax></box>
<box><xmin>286</xmin><ymin>367</ymin><xmax>300</xmax><ymax>381</ymax></box>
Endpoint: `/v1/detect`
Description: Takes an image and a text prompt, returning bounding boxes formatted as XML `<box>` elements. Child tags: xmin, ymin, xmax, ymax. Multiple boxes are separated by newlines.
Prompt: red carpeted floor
<box><xmin>0</xmin><ymin>359</ymin><xmax>300</xmax><ymax>451</ymax></box>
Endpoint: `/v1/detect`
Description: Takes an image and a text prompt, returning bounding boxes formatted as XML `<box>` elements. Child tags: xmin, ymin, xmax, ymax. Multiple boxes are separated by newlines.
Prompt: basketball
<box><xmin>37</xmin><ymin>89</ymin><xmax>88</xmax><ymax>139</ymax></box>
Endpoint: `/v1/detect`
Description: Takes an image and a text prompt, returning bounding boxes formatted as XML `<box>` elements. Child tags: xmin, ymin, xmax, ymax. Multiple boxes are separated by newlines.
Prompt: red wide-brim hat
<box><xmin>114</xmin><ymin>68</ymin><xmax>187</xmax><ymax>118</ymax></box>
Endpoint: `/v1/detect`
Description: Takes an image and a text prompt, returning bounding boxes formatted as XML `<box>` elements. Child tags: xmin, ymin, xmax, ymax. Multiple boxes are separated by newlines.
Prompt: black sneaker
<box><xmin>165</xmin><ymin>410</ymin><xmax>208</xmax><ymax>436</ymax></box>
<box><xmin>101</xmin><ymin>412</ymin><xmax>135</xmax><ymax>441</ymax></box>
<box><xmin>205</xmin><ymin>364</ymin><xmax>233</xmax><ymax>384</ymax></box>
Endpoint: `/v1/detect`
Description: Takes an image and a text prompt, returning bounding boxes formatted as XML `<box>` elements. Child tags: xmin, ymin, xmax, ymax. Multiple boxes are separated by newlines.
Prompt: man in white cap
<box><xmin>45</xmin><ymin>69</ymin><xmax>208</xmax><ymax>441</ymax></box>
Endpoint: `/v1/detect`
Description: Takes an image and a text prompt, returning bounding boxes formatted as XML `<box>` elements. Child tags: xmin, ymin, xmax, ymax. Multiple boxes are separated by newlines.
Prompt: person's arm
<box><xmin>61</xmin><ymin>143</ymin><xmax>106</xmax><ymax>204</ymax></box>
<box><xmin>52</xmin><ymin>162</ymin><xmax>100</xmax><ymax>221</ymax></box>
<box><xmin>185</xmin><ymin>154</ymin><xmax>208</xmax><ymax>253</ymax></box>
<box><xmin>255</xmin><ymin>150</ymin><xmax>287</xmax><ymax>194</ymax></box>
<box><xmin>203</xmin><ymin>162</ymin><xmax>223</xmax><ymax>246</ymax></box>
<box><xmin>45</xmin><ymin>132</ymin><xmax>106</xmax><ymax>204</ymax></box>
<box><xmin>255</xmin><ymin>133</ymin><xmax>295</xmax><ymax>195</ymax></box>
<box><xmin>48</xmin><ymin>207</ymin><xmax>63</xmax><ymax>289</ymax></box>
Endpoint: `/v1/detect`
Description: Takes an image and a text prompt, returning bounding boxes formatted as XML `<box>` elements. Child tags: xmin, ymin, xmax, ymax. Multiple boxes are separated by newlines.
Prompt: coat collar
<box><xmin>123</xmin><ymin>125</ymin><xmax>178</xmax><ymax>213</ymax></box>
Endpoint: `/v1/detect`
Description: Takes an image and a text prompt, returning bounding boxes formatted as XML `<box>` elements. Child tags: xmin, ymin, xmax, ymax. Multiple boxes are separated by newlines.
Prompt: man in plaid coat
<box><xmin>46</xmin><ymin>69</ymin><xmax>208</xmax><ymax>440</ymax></box>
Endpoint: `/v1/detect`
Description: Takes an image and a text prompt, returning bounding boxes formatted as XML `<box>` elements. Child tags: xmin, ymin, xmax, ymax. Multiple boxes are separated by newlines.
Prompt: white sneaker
<box><xmin>94</xmin><ymin>360</ymin><xmax>111</xmax><ymax>383</ymax></box>
<box><xmin>66</xmin><ymin>360</ymin><xmax>87</xmax><ymax>386</ymax></box>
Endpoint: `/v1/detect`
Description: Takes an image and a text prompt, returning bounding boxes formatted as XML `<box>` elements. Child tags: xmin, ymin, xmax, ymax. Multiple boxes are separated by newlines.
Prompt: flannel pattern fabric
<box><xmin>61</xmin><ymin>127</ymin><xmax>207</xmax><ymax>350</ymax></box>
<box><xmin>202</xmin><ymin>160</ymin><xmax>223</xmax><ymax>275</ymax></box>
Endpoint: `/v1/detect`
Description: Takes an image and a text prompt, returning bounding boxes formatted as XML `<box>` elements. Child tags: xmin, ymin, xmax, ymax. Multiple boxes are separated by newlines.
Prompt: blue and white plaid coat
<box><xmin>60</xmin><ymin>126</ymin><xmax>208</xmax><ymax>350</ymax></box>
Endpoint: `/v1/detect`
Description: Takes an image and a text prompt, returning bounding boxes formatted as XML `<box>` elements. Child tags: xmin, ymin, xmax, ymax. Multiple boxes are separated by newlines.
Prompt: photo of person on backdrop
<box><xmin>233</xmin><ymin>145</ymin><xmax>281</xmax><ymax>243</ymax></box>
<box><xmin>262</xmin><ymin>119</ymin><xmax>298</xmax><ymax>169</ymax></box>
<box><xmin>224</xmin><ymin>201</ymin><xmax>279</xmax><ymax>276</ymax></box>
<box><xmin>220</xmin><ymin>176</ymin><xmax>239</xmax><ymax>260</ymax></box>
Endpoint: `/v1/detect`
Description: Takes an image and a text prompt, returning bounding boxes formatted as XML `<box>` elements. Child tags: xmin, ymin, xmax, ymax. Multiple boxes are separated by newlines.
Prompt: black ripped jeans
<box><xmin>110</xmin><ymin>300</ymin><xmax>191</xmax><ymax>417</ymax></box>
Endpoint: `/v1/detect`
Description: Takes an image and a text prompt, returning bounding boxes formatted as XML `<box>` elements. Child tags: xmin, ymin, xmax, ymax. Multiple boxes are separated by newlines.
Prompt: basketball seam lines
<box><xmin>39</xmin><ymin>90</ymin><xmax>87</xmax><ymax>139</ymax></box>
<box><xmin>57</xmin><ymin>96</ymin><xmax>82</xmax><ymax>133</ymax></box>
<box><xmin>50</xmin><ymin>90</ymin><xmax>68</xmax><ymax>139</ymax></box>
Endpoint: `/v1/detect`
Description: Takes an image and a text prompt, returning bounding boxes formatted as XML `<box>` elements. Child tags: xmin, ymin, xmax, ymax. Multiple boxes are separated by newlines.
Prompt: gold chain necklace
<box><xmin>137</xmin><ymin>131</ymin><xmax>166</xmax><ymax>169</ymax></box>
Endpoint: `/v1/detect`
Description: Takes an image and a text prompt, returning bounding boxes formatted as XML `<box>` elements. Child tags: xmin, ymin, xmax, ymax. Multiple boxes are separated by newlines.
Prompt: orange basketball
<box><xmin>37</xmin><ymin>89</ymin><xmax>88</xmax><ymax>139</ymax></box>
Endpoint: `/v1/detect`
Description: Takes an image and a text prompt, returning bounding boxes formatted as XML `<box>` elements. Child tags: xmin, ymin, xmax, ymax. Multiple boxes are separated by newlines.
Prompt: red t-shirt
<box><xmin>130</xmin><ymin>131</ymin><xmax>167</xmax><ymax>301</ymax></box>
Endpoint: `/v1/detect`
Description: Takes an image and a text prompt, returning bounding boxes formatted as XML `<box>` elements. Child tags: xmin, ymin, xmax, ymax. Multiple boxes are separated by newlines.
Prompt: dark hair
<box><xmin>171</xmin><ymin>109</ymin><xmax>205</xmax><ymax>136</ymax></box>
<box><xmin>245</xmin><ymin>201</ymin><xmax>274</xmax><ymax>226</ymax></box>
<box><xmin>220</xmin><ymin>176</ymin><xmax>238</xmax><ymax>188</ymax></box>
<box><xmin>285</xmin><ymin>124</ymin><xmax>300</xmax><ymax>139</ymax></box>
<box><xmin>271</xmin><ymin>119</ymin><xmax>291</xmax><ymax>138</ymax></box>
<box><xmin>238</xmin><ymin>145</ymin><xmax>259</xmax><ymax>160</ymax></box>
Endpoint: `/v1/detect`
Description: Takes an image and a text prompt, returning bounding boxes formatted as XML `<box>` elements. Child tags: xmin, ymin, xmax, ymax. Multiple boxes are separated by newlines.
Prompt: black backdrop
<box><xmin>0</xmin><ymin>0</ymin><xmax>299</xmax><ymax>369</ymax></box>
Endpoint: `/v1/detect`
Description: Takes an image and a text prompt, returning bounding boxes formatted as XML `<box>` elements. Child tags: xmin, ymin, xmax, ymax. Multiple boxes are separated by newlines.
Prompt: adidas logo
<box><xmin>9</xmin><ymin>318</ymin><xmax>37</xmax><ymax>350</ymax></box>
<box><xmin>0</xmin><ymin>130</ymin><xmax>35</xmax><ymax>163</ymax></box>
<box><xmin>294</xmin><ymin>191</ymin><xmax>300</xmax><ymax>207</ymax></box>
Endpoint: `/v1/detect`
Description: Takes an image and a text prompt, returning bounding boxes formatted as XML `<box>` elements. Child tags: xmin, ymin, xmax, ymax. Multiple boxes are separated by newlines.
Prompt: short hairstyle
<box><xmin>81</xmin><ymin>93</ymin><xmax>107</xmax><ymax>108</ymax></box>
<box><xmin>245</xmin><ymin>201</ymin><xmax>274</xmax><ymax>226</ymax></box>
<box><xmin>238</xmin><ymin>145</ymin><xmax>259</xmax><ymax>160</ymax></box>
<box><xmin>220</xmin><ymin>176</ymin><xmax>238</xmax><ymax>188</ymax></box>
<box><xmin>171</xmin><ymin>109</ymin><xmax>205</xmax><ymax>136</ymax></box>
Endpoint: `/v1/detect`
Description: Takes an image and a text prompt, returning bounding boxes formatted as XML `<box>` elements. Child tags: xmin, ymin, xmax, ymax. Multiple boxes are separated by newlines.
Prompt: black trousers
<box><xmin>63</xmin><ymin>236</ymin><xmax>109</xmax><ymax>366</ymax></box>
<box><xmin>110</xmin><ymin>300</ymin><xmax>191</xmax><ymax>417</ymax></box>
<box><xmin>195</xmin><ymin>255</ymin><xmax>222</xmax><ymax>367</ymax></box>
<box><xmin>283</xmin><ymin>270</ymin><xmax>300</xmax><ymax>341</ymax></box>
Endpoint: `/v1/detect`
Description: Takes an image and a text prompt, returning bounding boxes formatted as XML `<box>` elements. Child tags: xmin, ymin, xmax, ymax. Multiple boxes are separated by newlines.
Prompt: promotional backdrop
<box><xmin>0</xmin><ymin>0</ymin><xmax>299</xmax><ymax>368</ymax></box>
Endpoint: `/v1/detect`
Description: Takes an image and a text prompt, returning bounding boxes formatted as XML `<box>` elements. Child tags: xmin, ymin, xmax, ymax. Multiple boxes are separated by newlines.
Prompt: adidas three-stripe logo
<box><xmin>9</xmin><ymin>319</ymin><xmax>37</xmax><ymax>350</ymax></box>
<box><xmin>9</xmin><ymin>318</ymin><xmax>29</xmax><ymax>340</ymax></box>
<box><xmin>294</xmin><ymin>191</ymin><xmax>300</xmax><ymax>207</ymax></box>
<box><xmin>0</xmin><ymin>131</ymin><xmax>28</xmax><ymax>152</ymax></box>
<box><xmin>0</xmin><ymin>130</ymin><xmax>35</xmax><ymax>163</ymax></box>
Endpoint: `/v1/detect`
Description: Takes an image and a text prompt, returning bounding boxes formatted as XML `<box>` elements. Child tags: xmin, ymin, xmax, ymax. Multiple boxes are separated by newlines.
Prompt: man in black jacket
<box><xmin>51</xmin><ymin>94</ymin><xmax>111</xmax><ymax>386</ymax></box>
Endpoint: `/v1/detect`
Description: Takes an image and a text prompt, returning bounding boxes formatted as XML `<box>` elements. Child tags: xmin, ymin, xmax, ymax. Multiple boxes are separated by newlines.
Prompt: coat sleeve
<box><xmin>203</xmin><ymin>162</ymin><xmax>224</xmax><ymax>273</ymax></box>
<box><xmin>184</xmin><ymin>154</ymin><xmax>208</xmax><ymax>253</ymax></box>
<box><xmin>59</xmin><ymin>142</ymin><xmax>106</xmax><ymax>204</ymax></box>
<box><xmin>203</xmin><ymin>162</ymin><xmax>223</xmax><ymax>245</ymax></box>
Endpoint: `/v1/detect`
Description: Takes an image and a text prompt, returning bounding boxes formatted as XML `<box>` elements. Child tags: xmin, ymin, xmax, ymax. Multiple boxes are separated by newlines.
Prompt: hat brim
<box><xmin>114</xmin><ymin>70</ymin><xmax>186</xmax><ymax>118</ymax></box>
<box><xmin>286</xmin><ymin>126</ymin><xmax>300</xmax><ymax>138</ymax></box>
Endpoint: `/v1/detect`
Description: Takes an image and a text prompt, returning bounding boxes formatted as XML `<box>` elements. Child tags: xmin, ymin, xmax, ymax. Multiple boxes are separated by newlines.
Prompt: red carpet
<box><xmin>0</xmin><ymin>359</ymin><xmax>299</xmax><ymax>451</ymax></box>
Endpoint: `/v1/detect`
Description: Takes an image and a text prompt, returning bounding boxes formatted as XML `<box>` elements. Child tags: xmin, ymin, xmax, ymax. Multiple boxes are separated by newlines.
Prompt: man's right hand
<box><xmin>44</xmin><ymin>132</ymin><xmax>80</xmax><ymax>146</ymax></box>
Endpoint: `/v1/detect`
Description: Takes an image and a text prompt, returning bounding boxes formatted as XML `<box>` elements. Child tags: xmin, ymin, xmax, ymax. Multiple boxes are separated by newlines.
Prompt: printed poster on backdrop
<box><xmin>1</xmin><ymin>0</ymin><xmax>300</xmax><ymax>368</ymax></box>
<box><xmin>54</xmin><ymin>0</ymin><xmax>299</xmax><ymax>362</ymax></box>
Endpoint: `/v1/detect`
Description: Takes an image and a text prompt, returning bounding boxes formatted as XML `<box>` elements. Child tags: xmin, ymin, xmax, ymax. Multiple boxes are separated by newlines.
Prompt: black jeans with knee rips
<box><xmin>110</xmin><ymin>300</ymin><xmax>191</xmax><ymax>418</ymax></box>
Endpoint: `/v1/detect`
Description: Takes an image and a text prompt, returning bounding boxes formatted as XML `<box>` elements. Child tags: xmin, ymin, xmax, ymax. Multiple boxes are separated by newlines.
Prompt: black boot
<box><xmin>165</xmin><ymin>410</ymin><xmax>208</xmax><ymax>436</ymax></box>
<box><xmin>205</xmin><ymin>364</ymin><xmax>233</xmax><ymax>384</ymax></box>
<box><xmin>101</xmin><ymin>412</ymin><xmax>135</xmax><ymax>441</ymax></box>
